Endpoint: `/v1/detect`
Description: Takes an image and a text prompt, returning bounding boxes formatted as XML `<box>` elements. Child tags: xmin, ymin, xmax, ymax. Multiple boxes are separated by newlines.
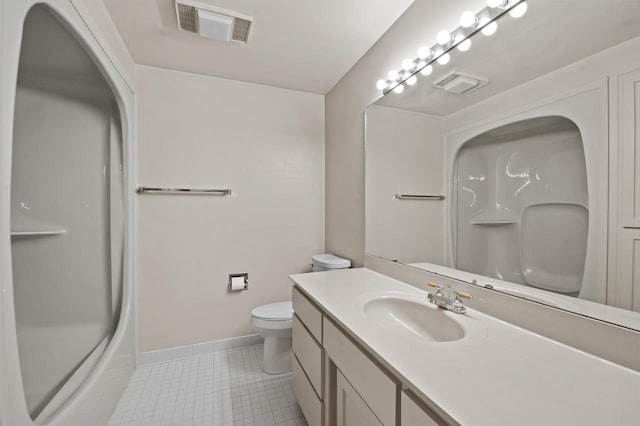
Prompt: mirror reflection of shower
<box><xmin>11</xmin><ymin>5</ymin><xmax>124</xmax><ymax>420</ymax></box>
<box><xmin>453</xmin><ymin>116</ymin><xmax>589</xmax><ymax>298</ymax></box>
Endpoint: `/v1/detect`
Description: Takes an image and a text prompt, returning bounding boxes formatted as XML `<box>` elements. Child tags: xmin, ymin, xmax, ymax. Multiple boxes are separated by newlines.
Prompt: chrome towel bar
<box><xmin>136</xmin><ymin>186</ymin><xmax>232</xmax><ymax>196</ymax></box>
<box><xmin>395</xmin><ymin>194</ymin><xmax>445</xmax><ymax>200</ymax></box>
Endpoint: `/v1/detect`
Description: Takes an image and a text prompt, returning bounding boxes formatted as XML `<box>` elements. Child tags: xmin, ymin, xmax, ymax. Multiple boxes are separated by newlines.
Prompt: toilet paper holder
<box><xmin>229</xmin><ymin>273</ymin><xmax>249</xmax><ymax>291</ymax></box>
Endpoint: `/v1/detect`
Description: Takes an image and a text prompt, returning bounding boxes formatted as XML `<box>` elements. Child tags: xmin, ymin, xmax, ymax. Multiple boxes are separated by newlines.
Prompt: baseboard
<box><xmin>138</xmin><ymin>334</ymin><xmax>264</xmax><ymax>365</ymax></box>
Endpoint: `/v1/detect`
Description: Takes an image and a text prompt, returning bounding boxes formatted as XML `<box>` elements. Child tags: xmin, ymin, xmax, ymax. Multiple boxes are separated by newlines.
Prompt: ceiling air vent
<box><xmin>175</xmin><ymin>1</ymin><xmax>253</xmax><ymax>43</ymax></box>
<box><xmin>433</xmin><ymin>70</ymin><xmax>488</xmax><ymax>95</ymax></box>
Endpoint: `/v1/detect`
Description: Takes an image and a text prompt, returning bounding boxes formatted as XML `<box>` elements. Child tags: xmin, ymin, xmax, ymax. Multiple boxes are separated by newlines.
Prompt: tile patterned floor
<box><xmin>108</xmin><ymin>345</ymin><xmax>307</xmax><ymax>426</ymax></box>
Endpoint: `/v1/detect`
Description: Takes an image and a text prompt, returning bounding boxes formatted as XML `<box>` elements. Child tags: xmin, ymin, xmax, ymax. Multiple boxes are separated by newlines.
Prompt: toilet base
<box><xmin>262</xmin><ymin>335</ymin><xmax>292</xmax><ymax>374</ymax></box>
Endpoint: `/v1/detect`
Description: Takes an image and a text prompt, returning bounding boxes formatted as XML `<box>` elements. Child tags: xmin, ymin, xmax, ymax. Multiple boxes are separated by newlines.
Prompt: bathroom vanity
<box><xmin>290</xmin><ymin>268</ymin><xmax>640</xmax><ymax>426</ymax></box>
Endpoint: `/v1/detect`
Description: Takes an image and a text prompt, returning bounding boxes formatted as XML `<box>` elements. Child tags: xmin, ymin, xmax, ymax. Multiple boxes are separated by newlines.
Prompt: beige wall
<box><xmin>136</xmin><ymin>66</ymin><xmax>325</xmax><ymax>351</ymax></box>
<box><xmin>325</xmin><ymin>0</ymin><xmax>481</xmax><ymax>266</ymax></box>
<box><xmin>365</xmin><ymin>105</ymin><xmax>443</xmax><ymax>264</ymax></box>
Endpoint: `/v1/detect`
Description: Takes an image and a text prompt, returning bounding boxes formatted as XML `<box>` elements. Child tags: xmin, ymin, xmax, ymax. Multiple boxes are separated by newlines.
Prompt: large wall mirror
<box><xmin>365</xmin><ymin>0</ymin><xmax>640</xmax><ymax>331</ymax></box>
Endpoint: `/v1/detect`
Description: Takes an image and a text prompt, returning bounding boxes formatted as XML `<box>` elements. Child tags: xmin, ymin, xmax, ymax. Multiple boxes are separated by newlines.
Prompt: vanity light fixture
<box><xmin>420</xmin><ymin>65</ymin><xmax>433</xmax><ymax>76</ymax></box>
<box><xmin>417</xmin><ymin>46</ymin><xmax>433</xmax><ymax>60</ymax></box>
<box><xmin>480</xmin><ymin>18</ymin><xmax>498</xmax><ymax>36</ymax></box>
<box><xmin>509</xmin><ymin>2</ymin><xmax>528</xmax><ymax>18</ymax></box>
<box><xmin>455</xmin><ymin>35</ymin><xmax>472</xmax><ymax>52</ymax></box>
<box><xmin>402</xmin><ymin>58</ymin><xmax>415</xmax><ymax>71</ymax></box>
<box><xmin>460</xmin><ymin>11</ymin><xmax>478</xmax><ymax>28</ymax></box>
<box><xmin>437</xmin><ymin>53</ymin><xmax>451</xmax><ymax>65</ymax></box>
<box><xmin>378</xmin><ymin>0</ymin><xmax>528</xmax><ymax>95</ymax></box>
<box><xmin>487</xmin><ymin>0</ymin><xmax>509</xmax><ymax>8</ymax></box>
<box><xmin>436</xmin><ymin>30</ymin><xmax>453</xmax><ymax>45</ymax></box>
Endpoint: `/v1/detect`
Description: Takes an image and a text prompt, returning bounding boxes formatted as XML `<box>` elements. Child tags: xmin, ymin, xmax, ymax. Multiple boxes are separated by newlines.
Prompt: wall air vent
<box><xmin>175</xmin><ymin>1</ymin><xmax>252</xmax><ymax>43</ymax></box>
<box><xmin>433</xmin><ymin>70</ymin><xmax>488</xmax><ymax>95</ymax></box>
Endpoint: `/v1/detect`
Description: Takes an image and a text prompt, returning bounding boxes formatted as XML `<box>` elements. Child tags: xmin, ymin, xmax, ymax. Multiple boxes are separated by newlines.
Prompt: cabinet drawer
<box><xmin>293</xmin><ymin>315</ymin><xmax>323</xmax><ymax>397</ymax></box>
<box><xmin>293</xmin><ymin>287</ymin><xmax>323</xmax><ymax>342</ymax></box>
<box><xmin>401</xmin><ymin>391</ymin><xmax>448</xmax><ymax>426</ymax></box>
<box><xmin>323</xmin><ymin>318</ymin><xmax>397</xmax><ymax>426</ymax></box>
<box><xmin>292</xmin><ymin>355</ymin><xmax>323</xmax><ymax>426</ymax></box>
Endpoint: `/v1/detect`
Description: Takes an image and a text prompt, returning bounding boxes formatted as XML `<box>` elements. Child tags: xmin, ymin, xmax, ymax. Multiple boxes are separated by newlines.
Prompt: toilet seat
<box><xmin>251</xmin><ymin>301</ymin><xmax>292</xmax><ymax>321</ymax></box>
<box><xmin>250</xmin><ymin>317</ymin><xmax>292</xmax><ymax>330</ymax></box>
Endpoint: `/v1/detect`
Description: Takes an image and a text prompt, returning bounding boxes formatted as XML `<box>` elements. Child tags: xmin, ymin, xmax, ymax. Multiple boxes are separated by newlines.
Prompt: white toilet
<box><xmin>311</xmin><ymin>253</ymin><xmax>352</xmax><ymax>272</ymax></box>
<box><xmin>250</xmin><ymin>301</ymin><xmax>293</xmax><ymax>374</ymax></box>
<box><xmin>250</xmin><ymin>253</ymin><xmax>350</xmax><ymax>374</ymax></box>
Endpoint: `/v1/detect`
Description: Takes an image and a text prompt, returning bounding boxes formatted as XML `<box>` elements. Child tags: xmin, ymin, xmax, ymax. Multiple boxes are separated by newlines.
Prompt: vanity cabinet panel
<box><xmin>292</xmin><ymin>355</ymin><xmax>323</xmax><ymax>426</ymax></box>
<box><xmin>323</xmin><ymin>318</ymin><xmax>397</xmax><ymax>426</ymax></box>
<box><xmin>621</xmin><ymin>68</ymin><xmax>640</xmax><ymax>228</ymax></box>
<box><xmin>336</xmin><ymin>370</ymin><xmax>383</xmax><ymax>426</ymax></box>
<box><xmin>619</xmin><ymin>229</ymin><xmax>640</xmax><ymax>312</ymax></box>
<box><xmin>401</xmin><ymin>391</ymin><xmax>448</xmax><ymax>426</ymax></box>
<box><xmin>292</xmin><ymin>315</ymin><xmax>323</xmax><ymax>397</ymax></box>
<box><xmin>293</xmin><ymin>287</ymin><xmax>323</xmax><ymax>342</ymax></box>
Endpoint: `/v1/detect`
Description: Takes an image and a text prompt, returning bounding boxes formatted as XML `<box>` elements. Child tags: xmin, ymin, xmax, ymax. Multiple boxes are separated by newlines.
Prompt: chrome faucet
<box><xmin>427</xmin><ymin>282</ymin><xmax>472</xmax><ymax>314</ymax></box>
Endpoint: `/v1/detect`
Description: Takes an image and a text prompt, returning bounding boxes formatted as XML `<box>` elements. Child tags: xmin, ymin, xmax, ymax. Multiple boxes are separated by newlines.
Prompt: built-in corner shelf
<box><xmin>470</xmin><ymin>219</ymin><xmax>517</xmax><ymax>225</ymax></box>
<box><xmin>11</xmin><ymin>216</ymin><xmax>67</xmax><ymax>239</ymax></box>
<box><xmin>470</xmin><ymin>208</ymin><xmax>518</xmax><ymax>225</ymax></box>
<box><xmin>11</xmin><ymin>229</ymin><xmax>66</xmax><ymax>238</ymax></box>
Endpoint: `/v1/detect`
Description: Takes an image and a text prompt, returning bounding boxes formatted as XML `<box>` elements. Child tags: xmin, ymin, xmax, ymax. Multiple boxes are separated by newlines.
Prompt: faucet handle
<box><xmin>451</xmin><ymin>291</ymin><xmax>471</xmax><ymax>314</ymax></box>
<box><xmin>454</xmin><ymin>291</ymin><xmax>472</xmax><ymax>300</ymax></box>
<box><xmin>427</xmin><ymin>282</ymin><xmax>443</xmax><ymax>290</ymax></box>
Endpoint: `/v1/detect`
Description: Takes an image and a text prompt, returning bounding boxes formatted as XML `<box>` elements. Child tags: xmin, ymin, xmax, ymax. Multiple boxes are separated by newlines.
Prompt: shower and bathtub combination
<box><xmin>0</xmin><ymin>1</ymin><xmax>135</xmax><ymax>425</ymax></box>
<box><xmin>446</xmin><ymin>86</ymin><xmax>608</xmax><ymax>303</ymax></box>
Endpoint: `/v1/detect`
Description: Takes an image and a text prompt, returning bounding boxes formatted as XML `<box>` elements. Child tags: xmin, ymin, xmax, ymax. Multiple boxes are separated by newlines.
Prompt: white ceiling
<box><xmin>102</xmin><ymin>0</ymin><xmax>414</xmax><ymax>94</ymax></box>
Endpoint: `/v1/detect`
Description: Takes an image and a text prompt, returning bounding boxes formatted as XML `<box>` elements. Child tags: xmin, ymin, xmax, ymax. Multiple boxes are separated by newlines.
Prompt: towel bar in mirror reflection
<box><xmin>136</xmin><ymin>186</ymin><xmax>232</xmax><ymax>196</ymax></box>
<box><xmin>395</xmin><ymin>194</ymin><xmax>445</xmax><ymax>200</ymax></box>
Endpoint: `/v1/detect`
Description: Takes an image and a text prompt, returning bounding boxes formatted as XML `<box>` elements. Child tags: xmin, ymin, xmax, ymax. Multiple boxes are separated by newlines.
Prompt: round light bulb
<box><xmin>487</xmin><ymin>0</ymin><xmax>508</xmax><ymax>8</ymax></box>
<box><xmin>376</xmin><ymin>79</ymin><xmax>387</xmax><ymax>90</ymax></box>
<box><xmin>388</xmin><ymin>70</ymin><xmax>400</xmax><ymax>81</ymax></box>
<box><xmin>436</xmin><ymin>30</ymin><xmax>452</xmax><ymax>45</ymax></box>
<box><xmin>402</xmin><ymin>58</ymin><xmax>415</xmax><ymax>71</ymax></box>
<box><xmin>456</xmin><ymin>37</ymin><xmax>472</xmax><ymax>52</ymax></box>
<box><xmin>417</xmin><ymin>46</ymin><xmax>432</xmax><ymax>60</ymax></box>
<box><xmin>460</xmin><ymin>11</ymin><xmax>478</xmax><ymax>28</ymax></box>
<box><xmin>480</xmin><ymin>18</ymin><xmax>498</xmax><ymax>36</ymax></box>
<box><xmin>509</xmin><ymin>2</ymin><xmax>528</xmax><ymax>18</ymax></box>
<box><xmin>437</xmin><ymin>53</ymin><xmax>450</xmax><ymax>65</ymax></box>
<box><xmin>406</xmin><ymin>75</ymin><xmax>417</xmax><ymax>86</ymax></box>
<box><xmin>420</xmin><ymin>65</ymin><xmax>433</xmax><ymax>76</ymax></box>
<box><xmin>393</xmin><ymin>84</ymin><xmax>405</xmax><ymax>94</ymax></box>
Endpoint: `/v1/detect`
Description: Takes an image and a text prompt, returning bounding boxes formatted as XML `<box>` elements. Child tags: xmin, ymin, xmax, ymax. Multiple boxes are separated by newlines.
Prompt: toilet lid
<box><xmin>312</xmin><ymin>254</ymin><xmax>351</xmax><ymax>269</ymax></box>
<box><xmin>251</xmin><ymin>301</ymin><xmax>292</xmax><ymax>321</ymax></box>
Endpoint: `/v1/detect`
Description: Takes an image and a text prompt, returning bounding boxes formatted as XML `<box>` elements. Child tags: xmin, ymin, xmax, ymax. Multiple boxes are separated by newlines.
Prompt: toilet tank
<box><xmin>312</xmin><ymin>254</ymin><xmax>351</xmax><ymax>272</ymax></box>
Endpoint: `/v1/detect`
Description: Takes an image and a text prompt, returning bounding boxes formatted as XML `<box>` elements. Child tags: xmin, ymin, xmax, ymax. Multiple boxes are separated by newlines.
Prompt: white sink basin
<box><xmin>362</xmin><ymin>294</ymin><xmax>465</xmax><ymax>342</ymax></box>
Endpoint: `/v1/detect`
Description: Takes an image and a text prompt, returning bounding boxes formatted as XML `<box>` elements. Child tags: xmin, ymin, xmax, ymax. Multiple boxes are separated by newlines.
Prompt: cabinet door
<box><xmin>619</xmin><ymin>229</ymin><xmax>640</xmax><ymax>312</ymax></box>
<box><xmin>401</xmin><ymin>391</ymin><xmax>448</xmax><ymax>426</ymax></box>
<box><xmin>336</xmin><ymin>370</ymin><xmax>383</xmax><ymax>426</ymax></box>
<box><xmin>293</xmin><ymin>356</ymin><xmax>323</xmax><ymax>426</ymax></box>
<box><xmin>621</xmin><ymin>68</ymin><xmax>640</xmax><ymax>227</ymax></box>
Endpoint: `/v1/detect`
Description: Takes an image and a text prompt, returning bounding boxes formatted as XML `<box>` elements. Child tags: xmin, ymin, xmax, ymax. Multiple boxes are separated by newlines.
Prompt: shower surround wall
<box><xmin>11</xmin><ymin>8</ymin><xmax>126</xmax><ymax>417</ymax></box>
<box><xmin>454</xmin><ymin>117</ymin><xmax>589</xmax><ymax>296</ymax></box>
<box><xmin>0</xmin><ymin>1</ymin><xmax>135</xmax><ymax>425</ymax></box>
<box><xmin>136</xmin><ymin>66</ymin><xmax>325</xmax><ymax>352</ymax></box>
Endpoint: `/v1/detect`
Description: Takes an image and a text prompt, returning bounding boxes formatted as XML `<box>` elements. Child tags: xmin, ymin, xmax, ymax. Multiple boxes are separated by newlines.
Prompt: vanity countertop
<box><xmin>289</xmin><ymin>268</ymin><xmax>640</xmax><ymax>426</ymax></box>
